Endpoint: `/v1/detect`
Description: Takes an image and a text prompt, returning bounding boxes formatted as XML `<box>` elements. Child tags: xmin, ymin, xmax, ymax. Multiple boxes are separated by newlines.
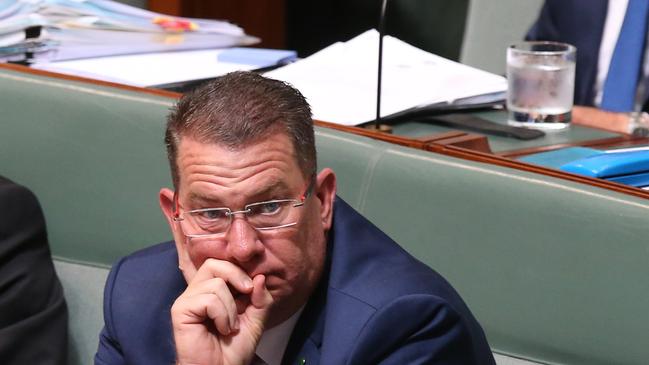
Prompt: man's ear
<box><xmin>159</xmin><ymin>188</ymin><xmax>178</xmax><ymax>233</ymax></box>
<box><xmin>159</xmin><ymin>188</ymin><xmax>198</xmax><ymax>283</ymax></box>
<box><xmin>315</xmin><ymin>168</ymin><xmax>337</xmax><ymax>231</ymax></box>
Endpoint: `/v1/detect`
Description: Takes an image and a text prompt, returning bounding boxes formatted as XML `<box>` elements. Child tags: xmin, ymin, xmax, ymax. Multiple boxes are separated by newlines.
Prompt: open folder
<box><xmin>265</xmin><ymin>29</ymin><xmax>507</xmax><ymax>126</ymax></box>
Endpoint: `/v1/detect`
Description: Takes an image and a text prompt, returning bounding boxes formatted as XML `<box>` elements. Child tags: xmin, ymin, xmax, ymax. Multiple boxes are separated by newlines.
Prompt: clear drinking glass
<box><xmin>506</xmin><ymin>41</ymin><xmax>576</xmax><ymax>130</ymax></box>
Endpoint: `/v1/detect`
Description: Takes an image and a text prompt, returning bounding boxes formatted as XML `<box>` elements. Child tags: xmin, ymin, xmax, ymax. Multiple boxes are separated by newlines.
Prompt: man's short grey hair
<box><xmin>165</xmin><ymin>71</ymin><xmax>316</xmax><ymax>188</ymax></box>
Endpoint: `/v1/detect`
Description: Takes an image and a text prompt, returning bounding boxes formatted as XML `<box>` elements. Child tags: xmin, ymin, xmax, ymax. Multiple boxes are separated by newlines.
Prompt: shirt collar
<box><xmin>255</xmin><ymin>306</ymin><xmax>305</xmax><ymax>365</ymax></box>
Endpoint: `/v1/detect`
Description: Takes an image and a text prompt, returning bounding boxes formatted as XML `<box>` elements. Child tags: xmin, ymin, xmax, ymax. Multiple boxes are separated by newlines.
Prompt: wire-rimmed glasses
<box><xmin>173</xmin><ymin>180</ymin><xmax>313</xmax><ymax>238</ymax></box>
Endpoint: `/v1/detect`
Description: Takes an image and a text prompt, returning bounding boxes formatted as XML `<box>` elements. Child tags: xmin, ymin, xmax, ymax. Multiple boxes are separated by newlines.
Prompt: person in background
<box><xmin>95</xmin><ymin>71</ymin><xmax>495</xmax><ymax>365</ymax></box>
<box><xmin>527</xmin><ymin>0</ymin><xmax>649</xmax><ymax>135</ymax></box>
<box><xmin>0</xmin><ymin>175</ymin><xmax>68</xmax><ymax>364</ymax></box>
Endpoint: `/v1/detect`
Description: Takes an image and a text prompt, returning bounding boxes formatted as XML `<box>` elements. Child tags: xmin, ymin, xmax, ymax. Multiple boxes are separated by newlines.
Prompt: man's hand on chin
<box><xmin>171</xmin><ymin>259</ymin><xmax>274</xmax><ymax>365</ymax></box>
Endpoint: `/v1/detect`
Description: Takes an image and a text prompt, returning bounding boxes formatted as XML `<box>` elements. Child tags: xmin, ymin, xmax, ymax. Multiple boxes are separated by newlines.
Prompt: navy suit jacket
<box><xmin>526</xmin><ymin>0</ymin><xmax>609</xmax><ymax>107</ymax></box>
<box><xmin>95</xmin><ymin>198</ymin><xmax>495</xmax><ymax>364</ymax></box>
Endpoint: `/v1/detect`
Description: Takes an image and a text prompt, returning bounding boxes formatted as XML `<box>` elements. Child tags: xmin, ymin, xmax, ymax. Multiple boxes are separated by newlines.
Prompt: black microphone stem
<box><xmin>375</xmin><ymin>0</ymin><xmax>388</xmax><ymax>129</ymax></box>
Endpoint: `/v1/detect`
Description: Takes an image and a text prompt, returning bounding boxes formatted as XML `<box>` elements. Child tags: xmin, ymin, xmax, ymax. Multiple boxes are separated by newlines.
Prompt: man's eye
<box><xmin>197</xmin><ymin>209</ymin><xmax>228</xmax><ymax>220</ymax></box>
<box><xmin>254</xmin><ymin>201</ymin><xmax>281</xmax><ymax>215</ymax></box>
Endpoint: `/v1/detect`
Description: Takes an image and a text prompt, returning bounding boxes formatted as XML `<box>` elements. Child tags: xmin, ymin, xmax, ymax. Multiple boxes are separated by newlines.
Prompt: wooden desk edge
<box><xmin>318</xmin><ymin>121</ymin><xmax>649</xmax><ymax>200</ymax></box>
<box><xmin>498</xmin><ymin>135</ymin><xmax>649</xmax><ymax>158</ymax></box>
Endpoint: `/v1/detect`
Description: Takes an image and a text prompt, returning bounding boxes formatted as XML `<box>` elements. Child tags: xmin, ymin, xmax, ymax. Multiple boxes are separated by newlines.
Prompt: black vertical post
<box><xmin>375</xmin><ymin>0</ymin><xmax>388</xmax><ymax>129</ymax></box>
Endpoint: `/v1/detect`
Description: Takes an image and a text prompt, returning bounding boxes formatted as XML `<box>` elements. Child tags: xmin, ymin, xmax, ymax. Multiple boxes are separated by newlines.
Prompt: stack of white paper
<box><xmin>0</xmin><ymin>0</ymin><xmax>258</xmax><ymax>62</ymax></box>
<box><xmin>265</xmin><ymin>29</ymin><xmax>507</xmax><ymax>126</ymax></box>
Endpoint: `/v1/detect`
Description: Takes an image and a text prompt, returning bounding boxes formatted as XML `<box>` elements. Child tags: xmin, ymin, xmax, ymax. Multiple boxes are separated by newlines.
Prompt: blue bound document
<box><xmin>521</xmin><ymin>147</ymin><xmax>649</xmax><ymax>188</ymax></box>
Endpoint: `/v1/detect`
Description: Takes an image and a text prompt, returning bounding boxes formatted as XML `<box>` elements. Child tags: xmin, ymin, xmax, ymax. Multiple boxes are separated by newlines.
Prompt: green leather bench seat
<box><xmin>2</xmin><ymin>67</ymin><xmax>649</xmax><ymax>365</ymax></box>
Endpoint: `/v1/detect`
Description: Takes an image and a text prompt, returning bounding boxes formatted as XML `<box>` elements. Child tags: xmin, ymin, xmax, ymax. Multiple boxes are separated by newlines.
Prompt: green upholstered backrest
<box><xmin>53</xmin><ymin>261</ymin><xmax>108</xmax><ymax>365</ymax></box>
<box><xmin>2</xmin><ymin>67</ymin><xmax>649</xmax><ymax>365</ymax></box>
<box><xmin>0</xmin><ymin>69</ymin><xmax>172</xmax><ymax>364</ymax></box>
<box><xmin>318</xmin><ymin>128</ymin><xmax>649</xmax><ymax>365</ymax></box>
<box><xmin>460</xmin><ymin>0</ymin><xmax>544</xmax><ymax>74</ymax></box>
<box><xmin>0</xmin><ymin>70</ymin><xmax>174</xmax><ymax>265</ymax></box>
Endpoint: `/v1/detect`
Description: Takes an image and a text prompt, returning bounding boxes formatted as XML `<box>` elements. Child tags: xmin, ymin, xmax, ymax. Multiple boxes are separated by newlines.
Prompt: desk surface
<box><xmin>389</xmin><ymin>109</ymin><xmax>629</xmax><ymax>156</ymax></box>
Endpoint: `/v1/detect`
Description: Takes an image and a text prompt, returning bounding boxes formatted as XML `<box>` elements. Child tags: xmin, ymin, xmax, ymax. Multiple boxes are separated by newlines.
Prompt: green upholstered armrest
<box><xmin>2</xmin><ymin>67</ymin><xmax>649</xmax><ymax>365</ymax></box>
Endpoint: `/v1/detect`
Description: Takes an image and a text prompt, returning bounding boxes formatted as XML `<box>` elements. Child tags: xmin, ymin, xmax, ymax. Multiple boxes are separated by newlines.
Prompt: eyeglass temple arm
<box><xmin>172</xmin><ymin>193</ymin><xmax>182</xmax><ymax>221</ymax></box>
<box><xmin>302</xmin><ymin>177</ymin><xmax>316</xmax><ymax>201</ymax></box>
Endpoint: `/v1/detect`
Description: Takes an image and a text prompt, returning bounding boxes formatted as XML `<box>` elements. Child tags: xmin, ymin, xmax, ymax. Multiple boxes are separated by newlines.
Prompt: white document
<box><xmin>0</xmin><ymin>0</ymin><xmax>258</xmax><ymax>62</ymax></box>
<box><xmin>605</xmin><ymin>146</ymin><xmax>649</xmax><ymax>153</ymax></box>
<box><xmin>32</xmin><ymin>49</ymin><xmax>258</xmax><ymax>87</ymax></box>
<box><xmin>265</xmin><ymin>29</ymin><xmax>507</xmax><ymax>126</ymax></box>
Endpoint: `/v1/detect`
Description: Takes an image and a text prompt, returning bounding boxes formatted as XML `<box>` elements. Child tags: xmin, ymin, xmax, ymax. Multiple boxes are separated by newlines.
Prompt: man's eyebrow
<box><xmin>251</xmin><ymin>180</ymin><xmax>291</xmax><ymax>199</ymax></box>
<box><xmin>184</xmin><ymin>181</ymin><xmax>292</xmax><ymax>206</ymax></box>
<box><xmin>186</xmin><ymin>193</ymin><xmax>223</xmax><ymax>206</ymax></box>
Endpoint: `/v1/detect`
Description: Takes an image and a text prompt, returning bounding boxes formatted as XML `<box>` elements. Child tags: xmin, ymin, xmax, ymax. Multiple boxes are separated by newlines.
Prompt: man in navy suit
<box><xmin>95</xmin><ymin>71</ymin><xmax>495</xmax><ymax>365</ymax></box>
<box><xmin>527</xmin><ymin>0</ymin><xmax>649</xmax><ymax>134</ymax></box>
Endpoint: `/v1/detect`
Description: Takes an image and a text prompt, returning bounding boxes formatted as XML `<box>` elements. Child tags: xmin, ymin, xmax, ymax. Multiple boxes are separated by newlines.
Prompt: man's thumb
<box><xmin>246</xmin><ymin>275</ymin><xmax>273</xmax><ymax>325</ymax></box>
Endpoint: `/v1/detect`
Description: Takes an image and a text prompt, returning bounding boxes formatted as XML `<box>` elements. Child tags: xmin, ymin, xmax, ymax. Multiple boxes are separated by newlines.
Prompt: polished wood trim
<box><xmin>318</xmin><ymin>122</ymin><xmax>493</xmax><ymax>153</ymax></box>
<box><xmin>179</xmin><ymin>0</ymin><xmax>286</xmax><ymax>49</ymax></box>
<box><xmin>148</xmin><ymin>0</ymin><xmax>286</xmax><ymax>49</ymax></box>
<box><xmin>425</xmin><ymin>143</ymin><xmax>649</xmax><ymax>200</ymax></box>
<box><xmin>315</xmin><ymin>120</ymin><xmax>429</xmax><ymax>149</ymax></box>
<box><xmin>413</xmin><ymin>131</ymin><xmax>461</xmax><ymax>142</ymax></box>
<box><xmin>427</xmin><ymin>133</ymin><xmax>491</xmax><ymax>153</ymax></box>
<box><xmin>148</xmin><ymin>0</ymin><xmax>182</xmax><ymax>16</ymax></box>
<box><xmin>317</xmin><ymin>121</ymin><xmax>649</xmax><ymax>200</ymax></box>
<box><xmin>0</xmin><ymin>63</ymin><xmax>181</xmax><ymax>99</ymax></box>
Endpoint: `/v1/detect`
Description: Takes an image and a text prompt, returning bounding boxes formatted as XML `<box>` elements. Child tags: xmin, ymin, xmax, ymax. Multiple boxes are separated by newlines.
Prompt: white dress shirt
<box><xmin>254</xmin><ymin>306</ymin><xmax>305</xmax><ymax>365</ymax></box>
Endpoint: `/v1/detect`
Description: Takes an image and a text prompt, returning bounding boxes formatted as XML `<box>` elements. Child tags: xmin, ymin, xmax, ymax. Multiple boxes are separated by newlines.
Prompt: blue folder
<box><xmin>520</xmin><ymin>147</ymin><xmax>649</xmax><ymax>188</ymax></box>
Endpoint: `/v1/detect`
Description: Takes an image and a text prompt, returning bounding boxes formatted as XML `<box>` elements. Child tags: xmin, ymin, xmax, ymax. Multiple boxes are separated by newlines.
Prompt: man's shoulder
<box><xmin>316</xmin><ymin>200</ymin><xmax>494</xmax><ymax>363</ymax></box>
<box><xmin>329</xmin><ymin>199</ymin><xmax>467</xmax><ymax>310</ymax></box>
<box><xmin>107</xmin><ymin>241</ymin><xmax>182</xmax><ymax>296</ymax></box>
<box><xmin>100</xmin><ymin>241</ymin><xmax>182</xmax><ymax>363</ymax></box>
<box><xmin>118</xmin><ymin>240</ymin><xmax>177</xmax><ymax>265</ymax></box>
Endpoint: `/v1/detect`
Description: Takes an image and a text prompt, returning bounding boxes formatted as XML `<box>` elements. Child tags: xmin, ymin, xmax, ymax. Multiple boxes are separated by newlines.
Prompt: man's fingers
<box><xmin>205</xmin><ymin>293</ymin><xmax>238</xmax><ymax>334</ymax></box>
<box><xmin>190</xmin><ymin>258</ymin><xmax>253</xmax><ymax>294</ymax></box>
<box><xmin>186</xmin><ymin>277</ymin><xmax>240</xmax><ymax>331</ymax></box>
<box><xmin>235</xmin><ymin>275</ymin><xmax>273</xmax><ymax>340</ymax></box>
<box><xmin>173</xmin><ymin>291</ymin><xmax>237</xmax><ymax>335</ymax></box>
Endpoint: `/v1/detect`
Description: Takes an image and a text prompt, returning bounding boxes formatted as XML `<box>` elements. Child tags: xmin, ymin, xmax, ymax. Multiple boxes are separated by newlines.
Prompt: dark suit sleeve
<box><xmin>525</xmin><ymin>0</ymin><xmax>561</xmax><ymax>42</ymax></box>
<box><xmin>348</xmin><ymin>295</ymin><xmax>495</xmax><ymax>365</ymax></box>
<box><xmin>0</xmin><ymin>179</ymin><xmax>68</xmax><ymax>365</ymax></box>
<box><xmin>95</xmin><ymin>258</ymin><xmax>126</xmax><ymax>365</ymax></box>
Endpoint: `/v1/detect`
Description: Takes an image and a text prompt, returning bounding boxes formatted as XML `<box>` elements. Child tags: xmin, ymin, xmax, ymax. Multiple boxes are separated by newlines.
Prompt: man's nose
<box><xmin>225</xmin><ymin>216</ymin><xmax>264</xmax><ymax>262</ymax></box>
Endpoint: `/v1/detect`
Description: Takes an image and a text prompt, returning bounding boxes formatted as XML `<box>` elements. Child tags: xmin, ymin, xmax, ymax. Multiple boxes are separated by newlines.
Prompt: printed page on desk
<box><xmin>265</xmin><ymin>29</ymin><xmax>507</xmax><ymax>126</ymax></box>
<box><xmin>31</xmin><ymin>49</ymin><xmax>259</xmax><ymax>87</ymax></box>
